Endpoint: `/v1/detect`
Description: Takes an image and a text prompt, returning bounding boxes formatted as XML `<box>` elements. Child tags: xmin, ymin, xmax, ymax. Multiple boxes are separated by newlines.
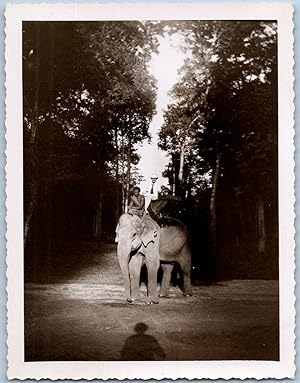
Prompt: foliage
<box><xmin>159</xmin><ymin>21</ymin><xmax>278</xmax><ymax>278</ymax></box>
<box><xmin>160</xmin><ymin>21</ymin><xmax>277</xmax><ymax>191</ymax></box>
<box><xmin>23</xmin><ymin>21</ymin><xmax>157</xmax><ymax>242</ymax></box>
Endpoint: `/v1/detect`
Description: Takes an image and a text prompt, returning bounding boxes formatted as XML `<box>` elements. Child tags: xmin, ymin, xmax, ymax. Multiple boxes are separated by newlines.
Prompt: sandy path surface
<box><xmin>25</xmin><ymin>243</ymin><xmax>279</xmax><ymax>361</ymax></box>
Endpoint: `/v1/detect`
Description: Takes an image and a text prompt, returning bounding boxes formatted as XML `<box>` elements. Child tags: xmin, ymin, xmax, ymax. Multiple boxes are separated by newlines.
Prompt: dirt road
<box><xmin>25</xmin><ymin>243</ymin><xmax>279</xmax><ymax>361</ymax></box>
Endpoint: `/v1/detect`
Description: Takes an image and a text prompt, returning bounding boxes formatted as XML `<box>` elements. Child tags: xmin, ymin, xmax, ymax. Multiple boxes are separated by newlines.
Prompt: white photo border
<box><xmin>5</xmin><ymin>2</ymin><xmax>295</xmax><ymax>379</ymax></box>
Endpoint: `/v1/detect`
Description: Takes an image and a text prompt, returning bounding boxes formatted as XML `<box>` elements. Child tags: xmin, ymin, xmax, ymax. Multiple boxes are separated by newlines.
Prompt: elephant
<box><xmin>115</xmin><ymin>213</ymin><xmax>192</xmax><ymax>304</ymax></box>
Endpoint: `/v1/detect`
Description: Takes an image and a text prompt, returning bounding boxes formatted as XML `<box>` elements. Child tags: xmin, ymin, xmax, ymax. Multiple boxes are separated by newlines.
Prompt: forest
<box><xmin>23</xmin><ymin>20</ymin><xmax>278</xmax><ymax>280</ymax></box>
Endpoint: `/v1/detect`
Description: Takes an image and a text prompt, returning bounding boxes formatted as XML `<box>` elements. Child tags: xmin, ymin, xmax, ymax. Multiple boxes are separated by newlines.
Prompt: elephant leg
<box><xmin>117</xmin><ymin>242</ymin><xmax>132</xmax><ymax>302</ymax></box>
<box><xmin>178</xmin><ymin>245</ymin><xmax>193</xmax><ymax>296</ymax></box>
<box><xmin>159</xmin><ymin>263</ymin><xmax>173</xmax><ymax>297</ymax></box>
<box><xmin>145</xmin><ymin>252</ymin><xmax>160</xmax><ymax>304</ymax></box>
<box><xmin>129</xmin><ymin>253</ymin><xmax>143</xmax><ymax>301</ymax></box>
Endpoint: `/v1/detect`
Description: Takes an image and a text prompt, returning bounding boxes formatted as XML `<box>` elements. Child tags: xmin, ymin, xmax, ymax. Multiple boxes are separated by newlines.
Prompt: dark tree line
<box><xmin>159</xmin><ymin>21</ymin><xmax>278</xmax><ymax>279</ymax></box>
<box><xmin>23</xmin><ymin>21</ymin><xmax>157</xmax><ymax>248</ymax></box>
<box><xmin>23</xmin><ymin>20</ymin><xmax>278</xmax><ymax>280</ymax></box>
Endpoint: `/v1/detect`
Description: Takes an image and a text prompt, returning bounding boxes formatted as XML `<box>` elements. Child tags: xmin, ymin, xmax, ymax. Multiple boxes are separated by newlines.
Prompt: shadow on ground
<box><xmin>24</xmin><ymin>241</ymin><xmax>279</xmax><ymax>361</ymax></box>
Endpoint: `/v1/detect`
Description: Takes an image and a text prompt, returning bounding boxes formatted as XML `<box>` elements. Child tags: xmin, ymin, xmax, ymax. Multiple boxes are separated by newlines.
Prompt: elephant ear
<box><xmin>115</xmin><ymin>214</ymin><xmax>142</xmax><ymax>243</ymax></box>
<box><xmin>141</xmin><ymin>229</ymin><xmax>158</xmax><ymax>247</ymax></box>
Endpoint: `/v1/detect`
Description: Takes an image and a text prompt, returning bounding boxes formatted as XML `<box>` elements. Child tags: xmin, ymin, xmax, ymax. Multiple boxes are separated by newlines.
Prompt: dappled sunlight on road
<box><xmin>25</xmin><ymin>241</ymin><xmax>279</xmax><ymax>362</ymax></box>
<box><xmin>25</xmin><ymin>280</ymin><xmax>279</xmax><ymax>361</ymax></box>
<box><xmin>25</xmin><ymin>280</ymin><xmax>278</xmax><ymax>304</ymax></box>
<box><xmin>25</xmin><ymin>242</ymin><xmax>121</xmax><ymax>284</ymax></box>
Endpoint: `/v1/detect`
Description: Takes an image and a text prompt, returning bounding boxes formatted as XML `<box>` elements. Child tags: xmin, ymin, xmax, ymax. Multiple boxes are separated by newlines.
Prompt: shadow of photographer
<box><xmin>121</xmin><ymin>322</ymin><xmax>166</xmax><ymax>361</ymax></box>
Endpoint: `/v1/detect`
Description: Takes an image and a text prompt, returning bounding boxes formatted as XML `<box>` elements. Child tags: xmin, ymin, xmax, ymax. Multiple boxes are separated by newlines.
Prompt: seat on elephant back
<box><xmin>147</xmin><ymin>196</ymin><xmax>184</xmax><ymax>227</ymax></box>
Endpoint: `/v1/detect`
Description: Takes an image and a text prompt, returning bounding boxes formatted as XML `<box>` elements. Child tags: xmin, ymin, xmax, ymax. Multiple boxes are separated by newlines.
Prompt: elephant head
<box><xmin>115</xmin><ymin>213</ymin><xmax>160</xmax><ymax>251</ymax></box>
<box><xmin>131</xmin><ymin>229</ymin><xmax>143</xmax><ymax>251</ymax></box>
<box><xmin>115</xmin><ymin>213</ymin><xmax>143</xmax><ymax>251</ymax></box>
<box><xmin>139</xmin><ymin>215</ymin><xmax>159</xmax><ymax>248</ymax></box>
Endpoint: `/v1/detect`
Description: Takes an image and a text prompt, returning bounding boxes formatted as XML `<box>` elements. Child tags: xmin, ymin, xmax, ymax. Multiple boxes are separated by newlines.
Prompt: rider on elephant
<box><xmin>128</xmin><ymin>186</ymin><xmax>145</xmax><ymax>218</ymax></box>
<box><xmin>147</xmin><ymin>185</ymin><xmax>183</xmax><ymax>226</ymax></box>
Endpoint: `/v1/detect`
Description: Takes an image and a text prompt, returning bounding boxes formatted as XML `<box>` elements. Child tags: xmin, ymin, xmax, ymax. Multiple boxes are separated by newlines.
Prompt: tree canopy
<box><xmin>159</xmin><ymin>21</ymin><xmax>278</xmax><ymax>278</ymax></box>
<box><xmin>23</xmin><ymin>21</ymin><xmax>158</xmax><ymax>243</ymax></box>
<box><xmin>23</xmin><ymin>20</ymin><xmax>278</xmax><ymax>280</ymax></box>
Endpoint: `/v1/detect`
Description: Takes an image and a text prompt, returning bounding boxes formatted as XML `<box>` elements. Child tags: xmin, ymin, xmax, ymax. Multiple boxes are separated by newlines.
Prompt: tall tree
<box><xmin>159</xmin><ymin>21</ymin><xmax>277</xmax><ymax>277</ymax></box>
<box><xmin>23</xmin><ymin>21</ymin><xmax>157</xmax><ymax>243</ymax></box>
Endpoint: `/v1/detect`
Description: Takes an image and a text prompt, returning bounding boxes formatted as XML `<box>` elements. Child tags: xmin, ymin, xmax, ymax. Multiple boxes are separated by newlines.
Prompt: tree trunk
<box><xmin>121</xmin><ymin>154</ymin><xmax>126</xmax><ymax>213</ymax></box>
<box><xmin>178</xmin><ymin>143</ymin><xmax>185</xmax><ymax>182</ymax></box>
<box><xmin>44</xmin><ymin>23</ymin><xmax>55</xmax><ymax>276</ymax></box>
<box><xmin>30</xmin><ymin>24</ymin><xmax>40</xmax><ymax>145</ymax></box>
<box><xmin>234</xmin><ymin>189</ymin><xmax>246</xmax><ymax>250</ymax></box>
<box><xmin>209</xmin><ymin>150</ymin><xmax>221</xmax><ymax>256</ymax></box>
<box><xmin>121</xmin><ymin>180</ymin><xmax>126</xmax><ymax>213</ymax></box>
<box><xmin>257</xmin><ymin>196</ymin><xmax>266</xmax><ymax>254</ymax></box>
<box><xmin>93</xmin><ymin>193</ymin><xmax>103</xmax><ymax>240</ymax></box>
<box><xmin>24</xmin><ymin>23</ymin><xmax>40</xmax><ymax>247</ymax></box>
<box><xmin>115</xmin><ymin>126</ymin><xmax>120</xmax><ymax>223</ymax></box>
<box><xmin>24</xmin><ymin>181</ymin><xmax>38</xmax><ymax>246</ymax></box>
<box><xmin>172</xmin><ymin>165</ymin><xmax>176</xmax><ymax>196</ymax></box>
<box><xmin>125</xmin><ymin>164</ymin><xmax>131</xmax><ymax>212</ymax></box>
<box><xmin>93</xmin><ymin>143</ymin><xmax>104</xmax><ymax>240</ymax></box>
<box><xmin>48</xmin><ymin>24</ymin><xmax>55</xmax><ymax>102</ymax></box>
<box><xmin>125</xmin><ymin>126</ymin><xmax>132</xmax><ymax>212</ymax></box>
<box><xmin>121</xmin><ymin>132</ymin><xmax>126</xmax><ymax>213</ymax></box>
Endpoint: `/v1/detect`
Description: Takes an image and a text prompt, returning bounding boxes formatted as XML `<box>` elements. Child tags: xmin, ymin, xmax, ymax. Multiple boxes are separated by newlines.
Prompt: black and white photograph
<box><xmin>5</xmin><ymin>2</ymin><xmax>295</xmax><ymax>380</ymax></box>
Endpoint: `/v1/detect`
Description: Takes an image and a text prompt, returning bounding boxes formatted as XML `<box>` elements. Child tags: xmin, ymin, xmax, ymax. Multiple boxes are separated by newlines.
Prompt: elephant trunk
<box><xmin>131</xmin><ymin>234</ymin><xmax>142</xmax><ymax>251</ymax></box>
<box><xmin>117</xmin><ymin>241</ymin><xmax>132</xmax><ymax>301</ymax></box>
